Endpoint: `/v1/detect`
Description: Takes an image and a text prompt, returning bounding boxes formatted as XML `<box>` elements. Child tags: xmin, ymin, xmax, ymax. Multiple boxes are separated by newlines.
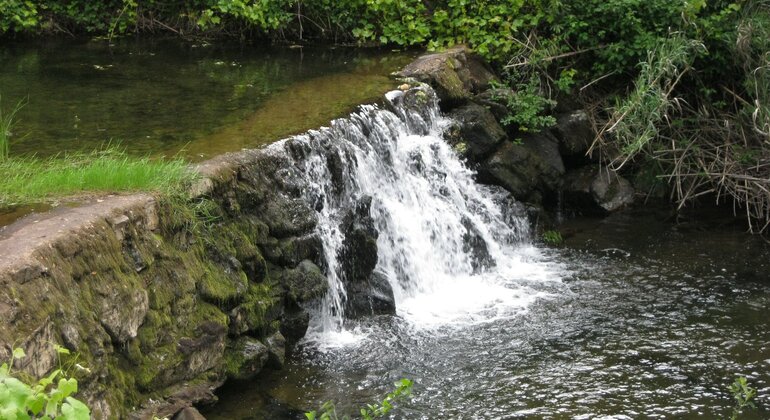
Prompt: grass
<box><xmin>1</xmin><ymin>96</ymin><xmax>196</xmax><ymax>206</ymax></box>
<box><xmin>0</xmin><ymin>148</ymin><xmax>196</xmax><ymax>206</ymax></box>
<box><xmin>0</xmin><ymin>96</ymin><xmax>25</xmax><ymax>162</ymax></box>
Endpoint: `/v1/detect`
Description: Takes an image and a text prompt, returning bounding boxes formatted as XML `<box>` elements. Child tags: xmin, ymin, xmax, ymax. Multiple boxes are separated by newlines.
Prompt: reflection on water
<box><xmin>0</xmin><ymin>38</ymin><xmax>413</xmax><ymax>160</ymax></box>
<box><xmin>203</xmin><ymin>209</ymin><xmax>770</xmax><ymax>419</ymax></box>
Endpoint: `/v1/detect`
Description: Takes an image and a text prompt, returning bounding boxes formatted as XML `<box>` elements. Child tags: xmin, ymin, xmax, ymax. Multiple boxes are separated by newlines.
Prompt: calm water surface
<box><xmin>0</xmin><ymin>38</ymin><xmax>413</xmax><ymax>160</ymax></box>
<box><xmin>204</xmin><ymin>209</ymin><xmax>770</xmax><ymax>419</ymax></box>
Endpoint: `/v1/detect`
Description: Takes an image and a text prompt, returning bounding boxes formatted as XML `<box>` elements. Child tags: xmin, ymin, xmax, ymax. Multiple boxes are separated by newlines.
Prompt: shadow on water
<box><xmin>0</xmin><ymin>37</ymin><xmax>415</xmax><ymax>160</ymax></box>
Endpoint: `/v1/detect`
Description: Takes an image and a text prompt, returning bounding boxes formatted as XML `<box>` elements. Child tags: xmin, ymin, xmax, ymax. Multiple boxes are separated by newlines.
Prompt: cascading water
<box><xmin>273</xmin><ymin>86</ymin><xmax>560</xmax><ymax>347</ymax></box>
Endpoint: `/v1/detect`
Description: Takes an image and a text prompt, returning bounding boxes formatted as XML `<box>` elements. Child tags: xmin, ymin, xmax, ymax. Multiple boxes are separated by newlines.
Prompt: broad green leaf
<box><xmin>57</xmin><ymin>397</ymin><xmax>91</xmax><ymax>420</ymax></box>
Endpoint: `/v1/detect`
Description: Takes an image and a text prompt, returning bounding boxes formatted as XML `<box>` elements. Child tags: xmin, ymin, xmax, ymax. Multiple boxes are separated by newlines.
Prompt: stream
<box><xmin>2</xmin><ymin>40</ymin><xmax>768</xmax><ymax>419</ymax></box>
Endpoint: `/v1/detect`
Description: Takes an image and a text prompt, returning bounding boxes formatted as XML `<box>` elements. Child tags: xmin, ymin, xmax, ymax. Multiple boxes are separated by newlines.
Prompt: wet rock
<box><xmin>177</xmin><ymin>321</ymin><xmax>227</xmax><ymax>377</ymax></box>
<box><xmin>397</xmin><ymin>45</ymin><xmax>498</xmax><ymax>109</ymax></box>
<box><xmin>264</xmin><ymin>234</ymin><xmax>323</xmax><ymax>267</ymax></box>
<box><xmin>229</xmin><ymin>337</ymin><xmax>269</xmax><ymax>380</ymax></box>
<box><xmin>280</xmin><ymin>307</ymin><xmax>310</xmax><ymax>344</ymax></box>
<box><xmin>173</xmin><ymin>407</ymin><xmax>207</xmax><ymax>420</ymax></box>
<box><xmin>339</xmin><ymin>196</ymin><xmax>378</xmax><ymax>283</ymax></box>
<box><xmin>265</xmin><ymin>331</ymin><xmax>286</xmax><ymax>369</ymax></box>
<box><xmin>564</xmin><ymin>166</ymin><xmax>635</xmax><ymax>213</ymax></box>
<box><xmin>477</xmin><ymin>132</ymin><xmax>565</xmax><ymax>202</ymax></box>
<box><xmin>344</xmin><ymin>272</ymin><xmax>396</xmax><ymax>319</ymax></box>
<box><xmin>461</xmin><ymin>217</ymin><xmax>494</xmax><ymax>272</ymax></box>
<box><xmin>282</xmin><ymin>260</ymin><xmax>328</xmax><ymax>304</ymax></box>
<box><xmin>261</xmin><ymin>197</ymin><xmax>317</xmax><ymax>238</ymax></box>
<box><xmin>448</xmin><ymin>102</ymin><xmax>507</xmax><ymax>161</ymax></box>
<box><xmin>552</xmin><ymin>110</ymin><xmax>595</xmax><ymax>158</ymax></box>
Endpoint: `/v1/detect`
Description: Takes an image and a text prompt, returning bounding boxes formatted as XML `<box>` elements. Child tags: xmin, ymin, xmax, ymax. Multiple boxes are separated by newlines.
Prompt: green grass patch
<box><xmin>0</xmin><ymin>148</ymin><xmax>195</xmax><ymax>206</ymax></box>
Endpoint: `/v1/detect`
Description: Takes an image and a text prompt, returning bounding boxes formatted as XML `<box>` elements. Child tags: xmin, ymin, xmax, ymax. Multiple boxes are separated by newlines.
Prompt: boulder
<box><xmin>448</xmin><ymin>103</ymin><xmax>507</xmax><ymax>161</ymax></box>
<box><xmin>260</xmin><ymin>197</ymin><xmax>317</xmax><ymax>238</ymax></box>
<box><xmin>339</xmin><ymin>196</ymin><xmax>378</xmax><ymax>283</ymax></box>
<box><xmin>265</xmin><ymin>331</ymin><xmax>286</xmax><ymax>369</ymax></box>
<box><xmin>228</xmin><ymin>337</ymin><xmax>269</xmax><ymax>381</ymax></box>
<box><xmin>552</xmin><ymin>110</ymin><xmax>595</xmax><ymax>158</ymax></box>
<box><xmin>344</xmin><ymin>272</ymin><xmax>396</xmax><ymax>318</ymax></box>
<box><xmin>472</xmin><ymin>89</ymin><xmax>512</xmax><ymax>122</ymax></box>
<box><xmin>477</xmin><ymin>132</ymin><xmax>565</xmax><ymax>202</ymax></box>
<box><xmin>461</xmin><ymin>216</ymin><xmax>494</xmax><ymax>272</ymax></box>
<box><xmin>397</xmin><ymin>45</ymin><xmax>498</xmax><ymax>109</ymax></box>
<box><xmin>564</xmin><ymin>166</ymin><xmax>635</xmax><ymax>213</ymax></box>
<box><xmin>280</xmin><ymin>307</ymin><xmax>310</xmax><ymax>344</ymax></box>
<box><xmin>281</xmin><ymin>260</ymin><xmax>328</xmax><ymax>305</ymax></box>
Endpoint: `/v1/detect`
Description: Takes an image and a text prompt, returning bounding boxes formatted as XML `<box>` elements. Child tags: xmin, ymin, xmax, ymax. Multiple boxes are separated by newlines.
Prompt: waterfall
<box><xmin>269</xmin><ymin>86</ymin><xmax>555</xmax><ymax>346</ymax></box>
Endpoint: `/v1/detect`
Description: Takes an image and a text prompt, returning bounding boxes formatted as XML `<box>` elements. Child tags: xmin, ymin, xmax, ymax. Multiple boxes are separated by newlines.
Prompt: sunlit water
<box><xmin>202</xmin><ymin>88</ymin><xmax>770</xmax><ymax>419</ymax></box>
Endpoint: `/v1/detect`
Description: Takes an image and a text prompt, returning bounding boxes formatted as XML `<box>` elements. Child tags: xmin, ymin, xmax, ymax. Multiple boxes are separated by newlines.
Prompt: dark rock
<box><xmin>229</xmin><ymin>337</ymin><xmax>269</xmax><ymax>381</ymax></box>
<box><xmin>477</xmin><ymin>132</ymin><xmax>564</xmax><ymax>202</ymax></box>
<box><xmin>564</xmin><ymin>166</ymin><xmax>635</xmax><ymax>213</ymax></box>
<box><xmin>280</xmin><ymin>307</ymin><xmax>310</xmax><ymax>344</ymax></box>
<box><xmin>472</xmin><ymin>88</ymin><xmax>514</xmax><ymax>121</ymax></box>
<box><xmin>174</xmin><ymin>407</ymin><xmax>207</xmax><ymax>420</ymax></box>
<box><xmin>339</xmin><ymin>197</ymin><xmax>378</xmax><ymax>283</ymax></box>
<box><xmin>344</xmin><ymin>272</ymin><xmax>396</xmax><ymax>318</ymax></box>
<box><xmin>448</xmin><ymin>102</ymin><xmax>507</xmax><ymax>161</ymax></box>
<box><xmin>282</xmin><ymin>260</ymin><xmax>328</xmax><ymax>304</ymax></box>
<box><xmin>461</xmin><ymin>217</ymin><xmax>494</xmax><ymax>272</ymax></box>
<box><xmin>552</xmin><ymin>110</ymin><xmax>595</xmax><ymax>158</ymax></box>
<box><xmin>265</xmin><ymin>331</ymin><xmax>286</xmax><ymax>369</ymax></box>
<box><xmin>264</xmin><ymin>234</ymin><xmax>323</xmax><ymax>267</ymax></box>
<box><xmin>261</xmin><ymin>197</ymin><xmax>317</xmax><ymax>238</ymax></box>
<box><xmin>397</xmin><ymin>45</ymin><xmax>498</xmax><ymax>109</ymax></box>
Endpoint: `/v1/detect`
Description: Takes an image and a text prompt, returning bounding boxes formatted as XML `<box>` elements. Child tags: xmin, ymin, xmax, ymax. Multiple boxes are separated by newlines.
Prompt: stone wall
<box><xmin>0</xmin><ymin>147</ymin><xmax>330</xmax><ymax>419</ymax></box>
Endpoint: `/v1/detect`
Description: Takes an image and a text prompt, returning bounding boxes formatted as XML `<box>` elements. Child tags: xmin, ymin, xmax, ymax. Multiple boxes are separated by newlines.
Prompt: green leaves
<box><xmin>730</xmin><ymin>376</ymin><xmax>757</xmax><ymax>420</ymax></box>
<box><xmin>305</xmin><ymin>378</ymin><xmax>413</xmax><ymax>420</ymax></box>
<box><xmin>0</xmin><ymin>348</ymin><xmax>91</xmax><ymax>420</ymax></box>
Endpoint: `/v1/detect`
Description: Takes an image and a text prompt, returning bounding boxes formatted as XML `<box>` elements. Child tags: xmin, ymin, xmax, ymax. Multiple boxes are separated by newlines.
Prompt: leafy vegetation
<box><xmin>730</xmin><ymin>376</ymin><xmax>757</xmax><ymax>420</ymax></box>
<box><xmin>0</xmin><ymin>346</ymin><xmax>90</xmax><ymax>419</ymax></box>
<box><xmin>305</xmin><ymin>378</ymin><xmax>413</xmax><ymax>420</ymax></box>
<box><xmin>542</xmin><ymin>230</ymin><xmax>563</xmax><ymax>245</ymax></box>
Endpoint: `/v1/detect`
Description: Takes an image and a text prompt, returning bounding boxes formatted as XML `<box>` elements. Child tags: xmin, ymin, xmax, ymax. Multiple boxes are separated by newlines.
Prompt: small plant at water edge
<box><xmin>306</xmin><ymin>378</ymin><xmax>413</xmax><ymax>420</ymax></box>
<box><xmin>0</xmin><ymin>346</ymin><xmax>90</xmax><ymax>419</ymax></box>
<box><xmin>542</xmin><ymin>230</ymin><xmax>563</xmax><ymax>245</ymax></box>
<box><xmin>730</xmin><ymin>376</ymin><xmax>757</xmax><ymax>420</ymax></box>
<box><xmin>0</xmin><ymin>95</ymin><xmax>25</xmax><ymax>162</ymax></box>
